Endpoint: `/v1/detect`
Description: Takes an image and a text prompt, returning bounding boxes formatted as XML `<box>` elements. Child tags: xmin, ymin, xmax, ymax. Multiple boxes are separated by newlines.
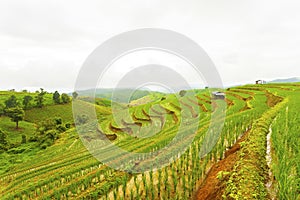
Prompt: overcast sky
<box><xmin>0</xmin><ymin>0</ymin><xmax>299</xmax><ymax>92</ymax></box>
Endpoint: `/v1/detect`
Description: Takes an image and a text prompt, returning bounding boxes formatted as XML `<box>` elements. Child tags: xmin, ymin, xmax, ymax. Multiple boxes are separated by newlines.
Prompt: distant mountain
<box><xmin>269</xmin><ymin>77</ymin><xmax>300</xmax><ymax>83</ymax></box>
<box><xmin>76</xmin><ymin>88</ymin><xmax>163</xmax><ymax>103</ymax></box>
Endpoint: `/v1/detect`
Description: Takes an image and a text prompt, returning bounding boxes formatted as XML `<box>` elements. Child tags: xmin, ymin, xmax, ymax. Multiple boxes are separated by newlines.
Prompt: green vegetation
<box><xmin>0</xmin><ymin>90</ymin><xmax>54</xmax><ymax>108</ymax></box>
<box><xmin>34</xmin><ymin>88</ymin><xmax>47</xmax><ymax>108</ymax></box>
<box><xmin>0</xmin><ymin>117</ymin><xmax>36</xmax><ymax>144</ymax></box>
<box><xmin>22</xmin><ymin>95</ymin><xmax>33</xmax><ymax>109</ymax></box>
<box><xmin>52</xmin><ymin>91</ymin><xmax>60</xmax><ymax>104</ymax></box>
<box><xmin>61</xmin><ymin>93</ymin><xmax>71</xmax><ymax>104</ymax></box>
<box><xmin>4</xmin><ymin>95</ymin><xmax>19</xmax><ymax>108</ymax></box>
<box><xmin>0</xmin><ymin>84</ymin><xmax>299</xmax><ymax>199</ymax></box>
<box><xmin>0</xmin><ymin>129</ymin><xmax>9</xmax><ymax>151</ymax></box>
<box><xmin>269</xmin><ymin>89</ymin><xmax>300</xmax><ymax>199</ymax></box>
<box><xmin>5</xmin><ymin>107</ymin><xmax>25</xmax><ymax>129</ymax></box>
<box><xmin>224</xmin><ymin>98</ymin><xmax>287</xmax><ymax>199</ymax></box>
<box><xmin>35</xmin><ymin>117</ymin><xmax>70</xmax><ymax>149</ymax></box>
<box><xmin>25</xmin><ymin>103</ymin><xmax>74</xmax><ymax>123</ymax></box>
<box><xmin>72</xmin><ymin>91</ymin><xmax>78</xmax><ymax>99</ymax></box>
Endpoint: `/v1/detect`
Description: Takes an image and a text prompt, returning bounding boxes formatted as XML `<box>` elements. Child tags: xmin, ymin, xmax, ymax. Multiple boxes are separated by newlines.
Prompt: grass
<box><xmin>25</xmin><ymin>103</ymin><xmax>74</xmax><ymax>123</ymax></box>
<box><xmin>0</xmin><ymin>117</ymin><xmax>38</xmax><ymax>175</ymax></box>
<box><xmin>0</xmin><ymin>117</ymin><xmax>36</xmax><ymax>144</ymax></box>
<box><xmin>25</xmin><ymin>100</ymin><xmax>111</xmax><ymax>124</ymax></box>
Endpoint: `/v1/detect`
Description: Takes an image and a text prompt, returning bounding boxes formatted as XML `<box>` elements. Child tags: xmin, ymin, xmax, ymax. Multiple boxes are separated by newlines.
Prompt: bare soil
<box><xmin>194</xmin><ymin>131</ymin><xmax>249</xmax><ymax>200</ymax></box>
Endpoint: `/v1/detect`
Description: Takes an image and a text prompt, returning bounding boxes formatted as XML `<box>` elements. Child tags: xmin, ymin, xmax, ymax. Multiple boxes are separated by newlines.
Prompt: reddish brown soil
<box><xmin>239</xmin><ymin>103</ymin><xmax>252</xmax><ymax>112</ymax></box>
<box><xmin>196</xmin><ymin>96</ymin><xmax>212</xmax><ymax>104</ymax></box>
<box><xmin>229</xmin><ymin>89</ymin><xmax>255</xmax><ymax>96</ymax></box>
<box><xmin>224</xmin><ymin>98</ymin><xmax>234</xmax><ymax>107</ymax></box>
<box><xmin>194</xmin><ymin>132</ymin><xmax>249</xmax><ymax>200</ymax></box>
<box><xmin>180</xmin><ymin>100</ymin><xmax>198</xmax><ymax>118</ymax></box>
<box><xmin>265</xmin><ymin>91</ymin><xmax>283</xmax><ymax>108</ymax></box>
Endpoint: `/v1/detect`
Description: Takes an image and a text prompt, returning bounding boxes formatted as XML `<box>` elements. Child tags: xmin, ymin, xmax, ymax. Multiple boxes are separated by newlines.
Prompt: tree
<box><xmin>72</xmin><ymin>91</ymin><xmax>78</xmax><ymax>100</ymax></box>
<box><xmin>6</xmin><ymin>107</ymin><xmax>25</xmax><ymax>129</ymax></box>
<box><xmin>61</xmin><ymin>93</ymin><xmax>70</xmax><ymax>104</ymax></box>
<box><xmin>4</xmin><ymin>95</ymin><xmax>18</xmax><ymax>108</ymax></box>
<box><xmin>179</xmin><ymin>90</ymin><xmax>187</xmax><ymax>97</ymax></box>
<box><xmin>35</xmin><ymin>88</ymin><xmax>46</xmax><ymax>108</ymax></box>
<box><xmin>22</xmin><ymin>95</ymin><xmax>33</xmax><ymax>109</ymax></box>
<box><xmin>52</xmin><ymin>91</ymin><xmax>60</xmax><ymax>104</ymax></box>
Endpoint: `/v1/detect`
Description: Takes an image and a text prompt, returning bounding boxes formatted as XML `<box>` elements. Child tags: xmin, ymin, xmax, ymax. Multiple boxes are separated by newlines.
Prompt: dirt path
<box><xmin>194</xmin><ymin>131</ymin><xmax>249</xmax><ymax>200</ymax></box>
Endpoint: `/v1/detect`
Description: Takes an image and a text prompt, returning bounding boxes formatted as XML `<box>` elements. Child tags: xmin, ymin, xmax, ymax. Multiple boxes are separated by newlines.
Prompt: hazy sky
<box><xmin>0</xmin><ymin>0</ymin><xmax>299</xmax><ymax>92</ymax></box>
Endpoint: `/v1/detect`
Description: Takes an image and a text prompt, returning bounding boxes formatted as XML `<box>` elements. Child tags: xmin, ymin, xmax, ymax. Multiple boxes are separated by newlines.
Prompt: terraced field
<box><xmin>0</xmin><ymin>84</ymin><xmax>299</xmax><ymax>199</ymax></box>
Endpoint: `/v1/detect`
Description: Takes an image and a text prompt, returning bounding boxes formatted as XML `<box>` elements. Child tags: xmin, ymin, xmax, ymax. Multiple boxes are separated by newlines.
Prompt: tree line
<box><xmin>0</xmin><ymin>89</ymin><xmax>78</xmax><ymax>129</ymax></box>
<box><xmin>0</xmin><ymin>89</ymin><xmax>78</xmax><ymax>151</ymax></box>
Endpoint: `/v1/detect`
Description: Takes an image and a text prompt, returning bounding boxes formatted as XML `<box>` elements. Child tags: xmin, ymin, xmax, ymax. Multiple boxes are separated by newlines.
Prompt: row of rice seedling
<box><xmin>0</xmin><ymin>86</ymin><xmax>280</xmax><ymax>199</ymax></box>
<box><xmin>4</xmin><ymin>161</ymin><xmax>105</xmax><ymax>199</ymax></box>
<box><xmin>224</xmin><ymin>97</ymin><xmax>288</xmax><ymax>199</ymax></box>
<box><xmin>270</xmin><ymin>91</ymin><xmax>300</xmax><ymax>199</ymax></box>
<box><xmin>101</xmin><ymin>89</ymin><xmax>269</xmax><ymax>199</ymax></box>
<box><xmin>2</xmin><ymin>150</ymin><xmax>93</xmax><ymax>189</ymax></box>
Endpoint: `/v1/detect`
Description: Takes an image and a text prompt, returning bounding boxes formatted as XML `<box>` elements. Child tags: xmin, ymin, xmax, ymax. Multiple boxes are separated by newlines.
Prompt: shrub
<box><xmin>7</xmin><ymin>146</ymin><xmax>27</xmax><ymax>154</ymax></box>
<box><xmin>21</xmin><ymin>135</ymin><xmax>26</xmax><ymax>144</ymax></box>
<box><xmin>54</xmin><ymin>117</ymin><xmax>62</xmax><ymax>125</ymax></box>
<box><xmin>36</xmin><ymin>118</ymin><xmax>66</xmax><ymax>149</ymax></box>
<box><xmin>56</xmin><ymin>125</ymin><xmax>66</xmax><ymax>133</ymax></box>
<box><xmin>179</xmin><ymin>90</ymin><xmax>187</xmax><ymax>97</ymax></box>
<box><xmin>75</xmin><ymin>114</ymin><xmax>89</xmax><ymax>125</ymax></box>
<box><xmin>65</xmin><ymin>123</ymin><xmax>71</xmax><ymax>129</ymax></box>
<box><xmin>61</xmin><ymin>93</ymin><xmax>70</xmax><ymax>104</ymax></box>
<box><xmin>0</xmin><ymin>104</ymin><xmax>5</xmax><ymax>116</ymax></box>
<box><xmin>0</xmin><ymin>129</ymin><xmax>9</xmax><ymax>151</ymax></box>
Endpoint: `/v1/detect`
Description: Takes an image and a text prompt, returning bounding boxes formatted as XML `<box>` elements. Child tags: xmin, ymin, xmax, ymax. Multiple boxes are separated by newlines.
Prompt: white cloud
<box><xmin>0</xmin><ymin>0</ymin><xmax>299</xmax><ymax>91</ymax></box>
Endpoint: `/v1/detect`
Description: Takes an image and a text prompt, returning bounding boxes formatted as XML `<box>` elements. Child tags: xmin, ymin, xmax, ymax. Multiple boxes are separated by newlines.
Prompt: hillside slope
<box><xmin>0</xmin><ymin>84</ymin><xmax>299</xmax><ymax>199</ymax></box>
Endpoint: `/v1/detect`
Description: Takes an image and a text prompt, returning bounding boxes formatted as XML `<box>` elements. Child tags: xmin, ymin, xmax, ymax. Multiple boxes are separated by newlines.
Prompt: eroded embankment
<box><xmin>195</xmin><ymin>130</ymin><xmax>250</xmax><ymax>200</ymax></box>
<box><xmin>195</xmin><ymin>91</ymin><xmax>287</xmax><ymax>200</ymax></box>
<box><xmin>222</xmin><ymin>98</ymin><xmax>288</xmax><ymax>199</ymax></box>
<box><xmin>266</xmin><ymin>121</ymin><xmax>277</xmax><ymax>200</ymax></box>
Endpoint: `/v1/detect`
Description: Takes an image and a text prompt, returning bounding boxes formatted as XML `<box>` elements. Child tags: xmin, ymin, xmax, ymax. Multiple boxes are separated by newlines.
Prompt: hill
<box><xmin>0</xmin><ymin>90</ymin><xmax>54</xmax><ymax>107</ymax></box>
<box><xmin>269</xmin><ymin>77</ymin><xmax>300</xmax><ymax>83</ymax></box>
<box><xmin>76</xmin><ymin>88</ymin><xmax>163</xmax><ymax>103</ymax></box>
<box><xmin>0</xmin><ymin>84</ymin><xmax>299</xmax><ymax>199</ymax></box>
<box><xmin>24</xmin><ymin>100</ymin><xmax>111</xmax><ymax>124</ymax></box>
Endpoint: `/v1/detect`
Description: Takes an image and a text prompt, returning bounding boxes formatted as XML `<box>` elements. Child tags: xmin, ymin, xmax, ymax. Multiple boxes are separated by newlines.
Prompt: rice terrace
<box><xmin>0</xmin><ymin>83</ymin><xmax>299</xmax><ymax>199</ymax></box>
